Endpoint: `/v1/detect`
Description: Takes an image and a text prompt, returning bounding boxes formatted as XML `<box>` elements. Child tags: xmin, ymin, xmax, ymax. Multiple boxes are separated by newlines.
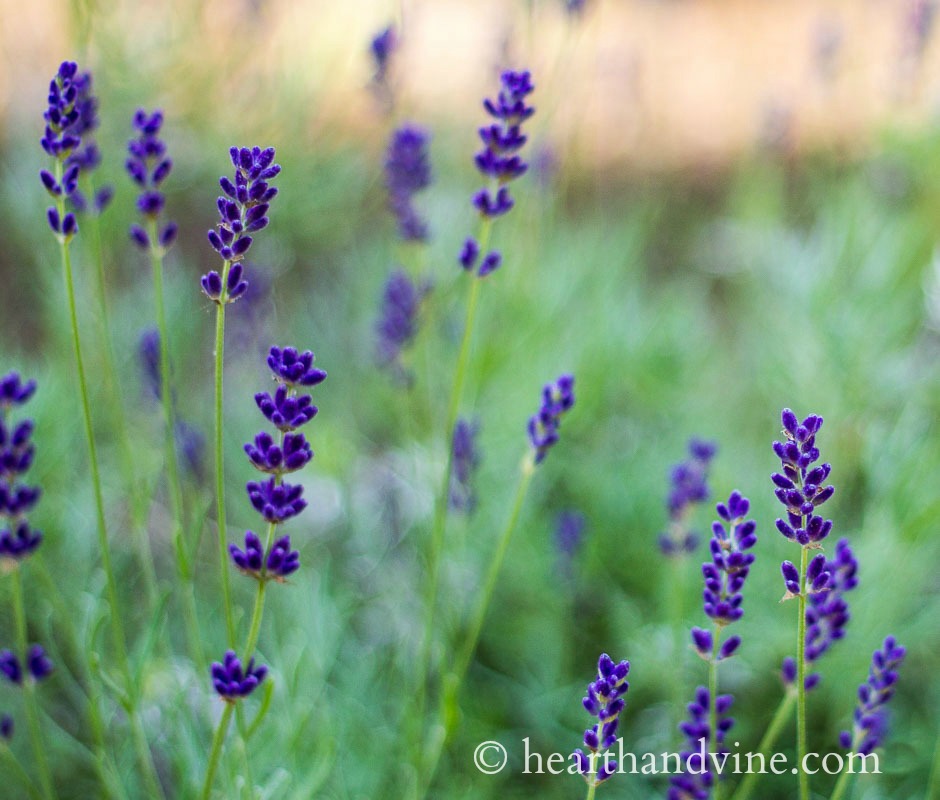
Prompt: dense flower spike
<box><xmin>659</xmin><ymin>438</ymin><xmax>717</xmax><ymax>555</ymax></box>
<box><xmin>65</xmin><ymin>71</ymin><xmax>113</xmax><ymax>215</ymax></box>
<box><xmin>211</xmin><ymin>650</ymin><xmax>267</xmax><ymax>700</ymax></box>
<box><xmin>456</xmin><ymin>70</ymin><xmax>536</xmax><ymax>276</ymax></box>
<box><xmin>0</xmin><ymin>373</ymin><xmax>43</xmax><ymax>563</ymax></box>
<box><xmin>772</xmin><ymin>408</ymin><xmax>834</xmax><ymax>546</ymax></box>
<box><xmin>668</xmin><ymin>687</ymin><xmax>735</xmax><ymax>799</ymax></box>
<box><xmin>449</xmin><ymin>418</ymin><xmax>480</xmax><ymax>512</ymax></box>
<box><xmin>839</xmin><ymin>637</ymin><xmax>906</xmax><ymax>755</ymax></box>
<box><xmin>385</xmin><ymin>126</ymin><xmax>432</xmax><ymax>241</ymax></box>
<box><xmin>375</xmin><ymin>269</ymin><xmax>430</xmax><ymax>370</ymax></box>
<box><xmin>201</xmin><ymin>146</ymin><xmax>280</xmax><ymax>303</ymax></box>
<box><xmin>40</xmin><ymin>61</ymin><xmax>85</xmax><ymax>238</ymax></box>
<box><xmin>527</xmin><ymin>374</ymin><xmax>575</xmax><ymax>464</ymax></box>
<box><xmin>572</xmin><ymin>654</ymin><xmax>630</xmax><ymax>788</ymax></box>
<box><xmin>699</xmin><ymin>491</ymin><xmax>757</xmax><ymax>632</ymax></box>
<box><xmin>126</xmin><ymin>108</ymin><xmax>178</xmax><ymax>250</ymax></box>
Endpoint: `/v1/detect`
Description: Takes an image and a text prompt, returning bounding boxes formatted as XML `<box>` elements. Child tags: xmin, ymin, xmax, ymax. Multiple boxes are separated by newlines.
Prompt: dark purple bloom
<box><xmin>211</xmin><ymin>650</ymin><xmax>267</xmax><ymax>700</ymax></box>
<box><xmin>0</xmin><ymin>374</ymin><xmax>43</xmax><ymax>563</ymax></box>
<box><xmin>691</xmin><ymin>626</ymin><xmax>713</xmax><ymax>658</ymax></box>
<box><xmin>659</xmin><ymin>438</ymin><xmax>717</xmax><ymax>555</ymax></box>
<box><xmin>375</xmin><ymin>269</ymin><xmax>430</xmax><ymax>369</ymax></box>
<box><xmin>370</xmin><ymin>25</ymin><xmax>396</xmax><ymax>83</ymax></box>
<box><xmin>265</xmin><ymin>535</ymin><xmax>300</xmax><ymax>579</ymax></box>
<box><xmin>0</xmin><ymin>522</ymin><xmax>43</xmax><ymax>561</ymax></box>
<box><xmin>229</xmin><ymin>531</ymin><xmax>264</xmax><ymax>575</ymax></box>
<box><xmin>0</xmin><ymin>374</ymin><xmax>37</xmax><ymax>409</ymax></box>
<box><xmin>202</xmin><ymin>147</ymin><xmax>280</xmax><ymax>304</ymax></box>
<box><xmin>458</xmin><ymin>237</ymin><xmax>479</xmax><ymax>270</ymax></box>
<box><xmin>0</xmin><ymin>646</ymin><xmax>53</xmax><ymax>684</ymax></box>
<box><xmin>669</xmin><ymin>687</ymin><xmax>735</xmax><ymax>799</ymax></box>
<box><xmin>839</xmin><ymin>636</ymin><xmax>906</xmax><ymax>755</ymax></box>
<box><xmin>0</xmin><ymin>651</ymin><xmax>20</xmax><ymax>684</ymax></box>
<box><xmin>573</xmin><ymin>654</ymin><xmax>630</xmax><ymax>787</ymax></box>
<box><xmin>0</xmin><ymin>714</ymin><xmax>12</xmax><ymax>740</ymax></box>
<box><xmin>385</xmin><ymin>125</ymin><xmax>431</xmax><ymax>242</ymax></box>
<box><xmin>126</xmin><ymin>108</ymin><xmax>177</xmax><ymax>250</ymax></box>
<box><xmin>245</xmin><ymin>431</ymin><xmax>312</xmax><ymax>474</ymax></box>
<box><xmin>527</xmin><ymin>374</ymin><xmax>575</xmax><ymax>464</ymax></box>
<box><xmin>771</xmin><ymin>408</ymin><xmax>834</xmax><ymax>546</ymax></box>
<box><xmin>449</xmin><ymin>418</ymin><xmax>480</xmax><ymax>512</ymax></box>
<box><xmin>255</xmin><ymin>385</ymin><xmax>319</xmax><ymax>432</ymax></box>
<box><xmin>267</xmin><ymin>346</ymin><xmax>327</xmax><ymax>388</ymax></box>
<box><xmin>701</xmin><ymin>491</ymin><xmax>757</xmax><ymax>628</ymax></box>
<box><xmin>246</xmin><ymin>477</ymin><xmax>306</xmax><ymax>524</ymax></box>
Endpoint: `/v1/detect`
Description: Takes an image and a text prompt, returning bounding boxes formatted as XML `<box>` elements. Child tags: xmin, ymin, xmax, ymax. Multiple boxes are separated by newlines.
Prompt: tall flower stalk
<box><xmin>771</xmin><ymin>408</ymin><xmax>835</xmax><ymax>800</ymax></box>
<box><xmin>39</xmin><ymin>60</ymin><xmax>164</xmax><ymax>799</ymax></box>
<box><xmin>415</xmin><ymin>69</ymin><xmax>536</xmax><ymax>768</ymax></box>
<box><xmin>200</xmin><ymin>146</ymin><xmax>281</xmax><ymax>647</ymax></box>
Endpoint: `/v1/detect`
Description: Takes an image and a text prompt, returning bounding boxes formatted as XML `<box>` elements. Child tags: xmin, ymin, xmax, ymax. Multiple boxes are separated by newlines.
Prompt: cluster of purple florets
<box><xmin>201</xmin><ymin>147</ymin><xmax>280</xmax><ymax>304</ymax></box>
<box><xmin>572</xmin><ymin>654</ymin><xmax>630</xmax><ymax>787</ymax></box>
<box><xmin>126</xmin><ymin>108</ymin><xmax>178</xmax><ymax>250</ymax></box>
<box><xmin>668</xmin><ymin>687</ymin><xmax>734</xmax><ymax>800</ymax></box>
<box><xmin>659</xmin><ymin>439</ymin><xmax>717</xmax><ymax>555</ymax></box>
<box><xmin>527</xmin><ymin>374</ymin><xmax>575</xmax><ymax>464</ymax></box>
<box><xmin>839</xmin><ymin>637</ymin><xmax>906</xmax><ymax>755</ymax></box>
<box><xmin>39</xmin><ymin>61</ymin><xmax>84</xmax><ymax>239</ymax></box>
<box><xmin>385</xmin><ymin>126</ymin><xmax>432</xmax><ymax>242</ymax></box>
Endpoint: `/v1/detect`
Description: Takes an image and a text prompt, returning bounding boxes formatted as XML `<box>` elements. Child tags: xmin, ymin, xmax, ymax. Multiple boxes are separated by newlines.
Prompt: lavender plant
<box><xmin>572</xmin><ymin>654</ymin><xmax>631</xmax><ymax>797</ymax></box>
<box><xmin>39</xmin><ymin>61</ymin><xmax>165</xmax><ymax>798</ymax></box>
<box><xmin>201</xmin><ymin>345</ymin><xmax>325</xmax><ymax>797</ymax></box>
<box><xmin>659</xmin><ymin>438</ymin><xmax>717</xmax><ymax>556</ymax></box>
<box><xmin>200</xmin><ymin>146</ymin><xmax>281</xmax><ymax>647</ymax></box>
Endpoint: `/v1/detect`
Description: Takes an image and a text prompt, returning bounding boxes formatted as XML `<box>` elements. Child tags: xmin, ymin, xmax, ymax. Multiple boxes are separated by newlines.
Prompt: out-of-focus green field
<box><xmin>1</xmin><ymin>1</ymin><xmax>939</xmax><ymax>798</ymax></box>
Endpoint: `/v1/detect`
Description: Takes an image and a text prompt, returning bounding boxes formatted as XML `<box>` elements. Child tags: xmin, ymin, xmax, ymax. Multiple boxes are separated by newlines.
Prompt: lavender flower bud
<box><xmin>573</xmin><ymin>654</ymin><xmax>630</xmax><ymax>788</ymax></box>
<box><xmin>211</xmin><ymin>650</ymin><xmax>267</xmax><ymax>700</ymax></box>
<box><xmin>702</xmin><ymin>491</ymin><xmax>756</xmax><ymax>625</ymax></box>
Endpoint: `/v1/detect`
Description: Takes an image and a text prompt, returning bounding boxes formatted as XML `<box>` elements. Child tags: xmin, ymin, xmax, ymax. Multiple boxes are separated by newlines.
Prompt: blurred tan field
<box><xmin>2</xmin><ymin>0</ymin><xmax>939</xmax><ymax>171</ymax></box>
<box><xmin>0</xmin><ymin>0</ymin><xmax>940</xmax><ymax>169</ymax></box>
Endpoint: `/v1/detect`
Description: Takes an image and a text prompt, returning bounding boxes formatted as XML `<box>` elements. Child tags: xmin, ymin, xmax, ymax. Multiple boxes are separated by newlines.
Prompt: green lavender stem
<box><xmin>86</xmin><ymin>197</ymin><xmax>159</xmax><ymax>608</ymax></box>
<box><xmin>584</xmin><ymin>779</ymin><xmax>596</xmax><ymax>800</ymax></box>
<box><xmin>419</xmin><ymin>456</ymin><xmax>534</xmax><ymax>797</ymax></box>
<box><xmin>55</xmin><ymin>165</ymin><xmax>166</xmax><ymax>799</ymax></box>
<box><xmin>201</xmin><ymin>702</ymin><xmax>234</xmax><ymax>800</ymax></box>
<box><xmin>927</xmin><ymin>723</ymin><xmax>940</xmax><ymax>800</ymax></box>
<box><xmin>147</xmin><ymin>218</ymin><xmax>203</xmax><ymax>672</ymax></box>
<box><xmin>796</xmin><ymin>545</ymin><xmax>809</xmax><ymax>800</ymax></box>
<box><xmin>710</xmin><ymin>626</ymin><xmax>723</xmax><ymax>800</ymax></box>
<box><xmin>728</xmin><ymin>691</ymin><xmax>796</xmax><ymax>800</ymax></box>
<box><xmin>11</xmin><ymin>567</ymin><xmax>54</xmax><ymax>800</ymax></box>
<box><xmin>412</xmin><ymin>218</ymin><xmax>492</xmax><ymax>776</ymax></box>
<box><xmin>213</xmin><ymin>264</ymin><xmax>237</xmax><ymax>648</ymax></box>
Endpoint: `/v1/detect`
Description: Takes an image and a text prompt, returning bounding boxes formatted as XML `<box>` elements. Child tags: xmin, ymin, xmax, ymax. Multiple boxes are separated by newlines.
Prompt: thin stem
<box><xmin>201</xmin><ymin>703</ymin><xmax>234</xmax><ymax>800</ymax></box>
<box><xmin>927</xmin><ymin>722</ymin><xmax>940</xmax><ymax>800</ymax></box>
<box><xmin>11</xmin><ymin>567</ymin><xmax>55</xmax><ymax>800</ymax></box>
<box><xmin>87</xmin><ymin>197</ymin><xmax>158</xmax><ymax>607</ymax></box>
<box><xmin>54</xmin><ymin>169</ymin><xmax>166</xmax><ymax>799</ymax></box>
<box><xmin>710</xmin><ymin>626</ymin><xmax>723</xmax><ymax>800</ymax></box>
<box><xmin>213</xmin><ymin>270</ymin><xmax>236</xmax><ymax>647</ymax></box>
<box><xmin>729</xmin><ymin>692</ymin><xmax>796</xmax><ymax>800</ymax></box>
<box><xmin>584</xmin><ymin>778</ymin><xmax>596</xmax><ymax>800</ymax></box>
<box><xmin>419</xmin><ymin>457</ymin><xmax>534</xmax><ymax>797</ymax></box>
<box><xmin>796</xmin><ymin>544</ymin><xmax>809</xmax><ymax>800</ymax></box>
<box><xmin>148</xmin><ymin>219</ymin><xmax>203</xmax><ymax>672</ymax></box>
<box><xmin>413</xmin><ymin>218</ymin><xmax>492</xmax><ymax>763</ymax></box>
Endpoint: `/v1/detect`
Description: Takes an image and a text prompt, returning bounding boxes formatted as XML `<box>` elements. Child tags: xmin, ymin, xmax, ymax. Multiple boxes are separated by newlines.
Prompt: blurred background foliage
<box><xmin>1</xmin><ymin>0</ymin><xmax>940</xmax><ymax>798</ymax></box>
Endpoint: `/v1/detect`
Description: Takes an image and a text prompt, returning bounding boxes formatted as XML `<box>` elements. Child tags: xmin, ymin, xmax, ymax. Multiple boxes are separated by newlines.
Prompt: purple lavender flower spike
<box><xmin>659</xmin><ymin>438</ymin><xmax>717</xmax><ymax>556</ymax></box>
<box><xmin>211</xmin><ymin>650</ymin><xmax>268</xmax><ymax>700</ymax></box>
<box><xmin>702</xmin><ymin>491</ymin><xmax>757</xmax><ymax>627</ymax></box>
<box><xmin>40</xmin><ymin>62</ymin><xmax>86</xmax><ymax>239</ymax></box>
<box><xmin>65</xmin><ymin>71</ymin><xmax>112</xmax><ymax>216</ymax></box>
<box><xmin>450</xmin><ymin>418</ymin><xmax>481</xmax><ymax>512</ymax></box>
<box><xmin>527</xmin><ymin>374</ymin><xmax>575</xmax><ymax>464</ymax></box>
<box><xmin>573</xmin><ymin>654</ymin><xmax>630</xmax><ymax>788</ymax></box>
<box><xmin>385</xmin><ymin>125</ymin><xmax>432</xmax><ymax>242</ymax></box>
<box><xmin>267</xmin><ymin>346</ymin><xmax>327</xmax><ymax>388</ymax></box>
<box><xmin>202</xmin><ymin>146</ymin><xmax>280</xmax><ymax>304</ymax></box>
<box><xmin>669</xmin><ymin>687</ymin><xmax>735</xmax><ymax>799</ymax></box>
<box><xmin>126</xmin><ymin>108</ymin><xmax>176</xmax><ymax>250</ymax></box>
<box><xmin>375</xmin><ymin>269</ymin><xmax>430</xmax><ymax>372</ymax></box>
<box><xmin>839</xmin><ymin>637</ymin><xmax>906</xmax><ymax>755</ymax></box>
<box><xmin>772</xmin><ymin>408</ymin><xmax>834</xmax><ymax>547</ymax></box>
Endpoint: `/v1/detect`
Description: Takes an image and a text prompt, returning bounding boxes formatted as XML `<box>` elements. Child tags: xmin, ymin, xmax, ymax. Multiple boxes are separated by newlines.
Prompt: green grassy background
<box><xmin>1</xmin><ymin>3</ymin><xmax>939</xmax><ymax>799</ymax></box>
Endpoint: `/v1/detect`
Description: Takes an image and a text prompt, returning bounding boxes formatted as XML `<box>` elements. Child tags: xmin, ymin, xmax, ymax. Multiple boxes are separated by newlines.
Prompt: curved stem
<box><xmin>796</xmin><ymin>545</ymin><xmax>809</xmax><ymax>800</ymax></box>
<box><xmin>213</xmin><ymin>270</ymin><xmax>236</xmax><ymax>647</ymax></box>
<box><xmin>11</xmin><ymin>567</ymin><xmax>55</xmax><ymax>800</ymax></box>
<box><xmin>201</xmin><ymin>703</ymin><xmax>234</xmax><ymax>800</ymax></box>
<box><xmin>55</xmin><ymin>170</ymin><xmax>166</xmax><ymax>799</ymax></box>
<box><xmin>419</xmin><ymin>456</ymin><xmax>534</xmax><ymax>797</ymax></box>
<box><xmin>729</xmin><ymin>692</ymin><xmax>795</xmax><ymax>800</ymax></box>
<box><xmin>148</xmin><ymin>220</ymin><xmax>203</xmax><ymax>672</ymax></box>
